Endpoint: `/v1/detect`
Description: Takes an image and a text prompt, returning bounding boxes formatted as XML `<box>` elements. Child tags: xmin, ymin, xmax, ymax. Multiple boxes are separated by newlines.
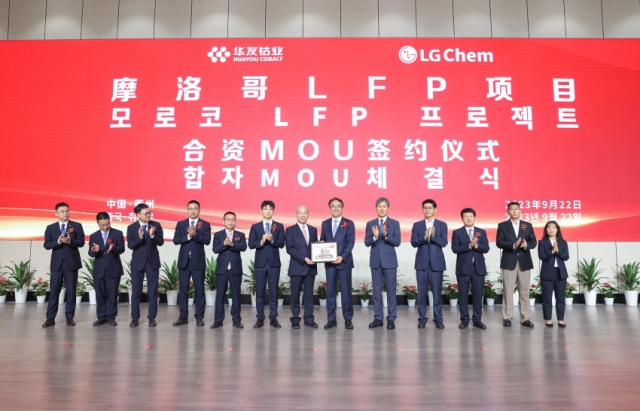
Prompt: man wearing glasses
<box><xmin>127</xmin><ymin>203</ymin><xmax>164</xmax><ymax>328</ymax></box>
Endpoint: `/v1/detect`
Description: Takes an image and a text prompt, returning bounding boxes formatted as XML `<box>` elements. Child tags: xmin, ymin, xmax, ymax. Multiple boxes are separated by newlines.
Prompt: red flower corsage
<box><xmin>520</xmin><ymin>223</ymin><xmax>527</xmax><ymax>231</ymax></box>
<box><xmin>234</xmin><ymin>236</ymin><xmax>240</xmax><ymax>241</ymax></box>
<box><xmin>66</xmin><ymin>227</ymin><xmax>75</xmax><ymax>235</ymax></box>
<box><xmin>107</xmin><ymin>237</ymin><xmax>114</xmax><ymax>245</ymax></box>
<box><xmin>474</xmin><ymin>232</ymin><xmax>482</xmax><ymax>239</ymax></box>
<box><xmin>271</xmin><ymin>224</ymin><xmax>278</xmax><ymax>232</ymax></box>
<box><xmin>383</xmin><ymin>222</ymin><xmax>388</xmax><ymax>227</ymax></box>
<box><xmin>341</xmin><ymin>222</ymin><xmax>348</xmax><ymax>229</ymax></box>
<box><xmin>197</xmin><ymin>221</ymin><xmax>203</xmax><ymax>229</ymax></box>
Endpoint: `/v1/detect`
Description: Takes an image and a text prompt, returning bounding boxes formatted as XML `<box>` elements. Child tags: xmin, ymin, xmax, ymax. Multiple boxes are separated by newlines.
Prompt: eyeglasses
<box><xmin>138</xmin><ymin>213</ymin><xmax>151</xmax><ymax>217</ymax></box>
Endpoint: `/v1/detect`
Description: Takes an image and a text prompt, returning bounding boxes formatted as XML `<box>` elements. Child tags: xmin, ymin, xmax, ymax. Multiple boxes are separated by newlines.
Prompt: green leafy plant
<box><xmin>226</xmin><ymin>288</ymin><xmax>232</xmax><ymax>299</ymax></box>
<box><xmin>577</xmin><ymin>258</ymin><xmax>606</xmax><ymax>292</ymax></box>
<box><xmin>4</xmin><ymin>261</ymin><xmax>35</xmax><ymax>292</ymax></box>
<box><xmin>205</xmin><ymin>257</ymin><xmax>217</xmax><ymax>291</ymax></box>
<box><xmin>447</xmin><ymin>283</ymin><xmax>459</xmax><ymax>300</ymax></box>
<box><xmin>80</xmin><ymin>257</ymin><xmax>95</xmax><ymax>289</ymax></box>
<box><xmin>0</xmin><ymin>275</ymin><xmax>15</xmax><ymax>296</ymax></box>
<box><xmin>402</xmin><ymin>285</ymin><xmax>418</xmax><ymax>299</ymax></box>
<box><xmin>75</xmin><ymin>282</ymin><xmax>87</xmax><ymax>297</ymax></box>
<box><xmin>565</xmin><ymin>283</ymin><xmax>576</xmax><ymax>298</ymax></box>
<box><xmin>529</xmin><ymin>283</ymin><xmax>539</xmax><ymax>299</ymax></box>
<box><xmin>316</xmin><ymin>281</ymin><xmax>327</xmax><ymax>299</ymax></box>
<box><xmin>188</xmin><ymin>280</ymin><xmax>196</xmax><ymax>298</ymax></box>
<box><xmin>119</xmin><ymin>261</ymin><xmax>132</xmax><ymax>291</ymax></box>
<box><xmin>243</xmin><ymin>260</ymin><xmax>257</xmax><ymax>295</ymax></box>
<box><xmin>357</xmin><ymin>282</ymin><xmax>372</xmax><ymax>301</ymax></box>
<box><xmin>30</xmin><ymin>277</ymin><xmax>49</xmax><ymax>296</ymax></box>
<box><xmin>160</xmin><ymin>261</ymin><xmax>179</xmax><ymax>291</ymax></box>
<box><xmin>618</xmin><ymin>262</ymin><xmax>640</xmax><ymax>291</ymax></box>
<box><xmin>484</xmin><ymin>280</ymin><xmax>498</xmax><ymax>299</ymax></box>
<box><xmin>277</xmin><ymin>281</ymin><xmax>290</xmax><ymax>299</ymax></box>
<box><xmin>600</xmin><ymin>282</ymin><xmax>616</xmax><ymax>299</ymax></box>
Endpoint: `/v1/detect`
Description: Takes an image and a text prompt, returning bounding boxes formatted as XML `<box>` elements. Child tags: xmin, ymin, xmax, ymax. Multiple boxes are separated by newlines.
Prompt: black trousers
<box><xmin>456</xmin><ymin>271</ymin><xmax>484</xmax><ymax>324</ymax></box>
<box><xmin>95</xmin><ymin>275</ymin><xmax>120</xmax><ymax>320</ymax></box>
<box><xmin>290</xmin><ymin>274</ymin><xmax>315</xmax><ymax>325</ymax></box>
<box><xmin>178</xmin><ymin>259</ymin><xmax>205</xmax><ymax>320</ymax></box>
<box><xmin>46</xmin><ymin>266</ymin><xmax>78</xmax><ymax>321</ymax></box>
<box><xmin>542</xmin><ymin>268</ymin><xmax>566</xmax><ymax>321</ymax></box>
<box><xmin>214</xmin><ymin>270</ymin><xmax>242</xmax><ymax>323</ymax></box>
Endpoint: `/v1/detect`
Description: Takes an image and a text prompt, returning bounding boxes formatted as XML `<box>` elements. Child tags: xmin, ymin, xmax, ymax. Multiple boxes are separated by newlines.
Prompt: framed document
<box><xmin>312</xmin><ymin>242</ymin><xmax>338</xmax><ymax>263</ymax></box>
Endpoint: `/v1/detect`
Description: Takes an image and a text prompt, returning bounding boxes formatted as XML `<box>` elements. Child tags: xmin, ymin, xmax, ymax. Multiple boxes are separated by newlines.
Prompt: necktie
<box><xmin>61</xmin><ymin>223</ymin><xmax>66</xmax><ymax>235</ymax></box>
<box><xmin>265</xmin><ymin>222</ymin><xmax>270</xmax><ymax>234</ymax></box>
<box><xmin>380</xmin><ymin>219</ymin><xmax>384</xmax><ymax>229</ymax></box>
<box><xmin>468</xmin><ymin>229</ymin><xmax>473</xmax><ymax>241</ymax></box>
<box><xmin>142</xmin><ymin>224</ymin><xmax>148</xmax><ymax>237</ymax></box>
<box><xmin>332</xmin><ymin>220</ymin><xmax>338</xmax><ymax>237</ymax></box>
<box><xmin>191</xmin><ymin>220</ymin><xmax>195</xmax><ymax>227</ymax></box>
<box><xmin>302</xmin><ymin>225</ymin><xmax>308</xmax><ymax>244</ymax></box>
<box><xmin>103</xmin><ymin>231</ymin><xmax>108</xmax><ymax>246</ymax></box>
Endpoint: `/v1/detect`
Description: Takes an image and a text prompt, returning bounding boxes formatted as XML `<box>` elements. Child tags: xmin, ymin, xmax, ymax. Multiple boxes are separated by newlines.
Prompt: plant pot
<box><xmin>59</xmin><ymin>288</ymin><xmax>66</xmax><ymax>304</ymax></box>
<box><xmin>188</xmin><ymin>297</ymin><xmax>195</xmax><ymax>306</ymax></box>
<box><xmin>337</xmin><ymin>292</ymin><xmax>342</xmax><ymax>308</ymax></box>
<box><xmin>205</xmin><ymin>289</ymin><xmax>216</xmax><ymax>306</ymax></box>
<box><xmin>604</xmin><ymin>297</ymin><xmax>614</xmax><ymax>306</ymax></box>
<box><xmin>88</xmin><ymin>289</ymin><xmax>96</xmax><ymax>305</ymax></box>
<box><xmin>128</xmin><ymin>289</ymin><xmax>132</xmax><ymax>305</ymax></box>
<box><xmin>278</xmin><ymin>298</ymin><xmax>284</xmax><ymax>307</ymax></box>
<box><xmin>14</xmin><ymin>287</ymin><xmax>28</xmax><ymax>304</ymax></box>
<box><xmin>227</xmin><ymin>298</ymin><xmax>233</xmax><ymax>306</ymax></box>
<box><xmin>36</xmin><ymin>295</ymin><xmax>46</xmax><ymax>304</ymax></box>
<box><xmin>251</xmin><ymin>293</ymin><xmax>256</xmax><ymax>307</ymax></box>
<box><xmin>76</xmin><ymin>296</ymin><xmax>82</xmax><ymax>304</ymax></box>
<box><xmin>382</xmin><ymin>291</ymin><xmax>388</xmax><ymax>308</ymax></box>
<box><xmin>624</xmin><ymin>290</ymin><xmax>639</xmax><ymax>306</ymax></box>
<box><xmin>449</xmin><ymin>298</ymin><xmax>458</xmax><ymax>307</ymax></box>
<box><xmin>514</xmin><ymin>290</ymin><xmax>519</xmax><ymax>307</ymax></box>
<box><xmin>361</xmin><ymin>299</ymin><xmax>369</xmax><ymax>307</ymax></box>
<box><xmin>529</xmin><ymin>298</ymin><xmax>536</xmax><ymax>306</ymax></box>
<box><xmin>166</xmin><ymin>289</ymin><xmax>178</xmax><ymax>306</ymax></box>
<box><xmin>552</xmin><ymin>292</ymin><xmax>556</xmax><ymax>306</ymax></box>
<box><xmin>486</xmin><ymin>298</ymin><xmax>495</xmax><ymax>306</ymax></box>
<box><xmin>584</xmin><ymin>289</ymin><xmax>597</xmax><ymax>306</ymax></box>
<box><xmin>565</xmin><ymin>297</ymin><xmax>574</xmax><ymax>306</ymax></box>
<box><xmin>428</xmin><ymin>290</ymin><xmax>433</xmax><ymax>306</ymax></box>
<box><xmin>0</xmin><ymin>295</ymin><xmax>6</xmax><ymax>303</ymax></box>
<box><xmin>319</xmin><ymin>298</ymin><xmax>327</xmax><ymax>307</ymax></box>
<box><xmin>407</xmin><ymin>298</ymin><xmax>416</xmax><ymax>307</ymax></box>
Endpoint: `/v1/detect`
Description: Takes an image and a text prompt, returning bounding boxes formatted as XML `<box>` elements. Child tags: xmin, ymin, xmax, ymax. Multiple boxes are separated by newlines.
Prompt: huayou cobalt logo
<box><xmin>399</xmin><ymin>46</ymin><xmax>418</xmax><ymax>64</ymax></box>
<box><xmin>207</xmin><ymin>46</ymin><xmax>231</xmax><ymax>63</ymax></box>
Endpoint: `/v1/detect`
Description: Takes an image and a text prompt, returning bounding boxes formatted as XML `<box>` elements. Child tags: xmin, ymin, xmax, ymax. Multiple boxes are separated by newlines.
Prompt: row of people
<box><xmin>41</xmin><ymin>199</ymin><xmax>569</xmax><ymax>330</ymax></box>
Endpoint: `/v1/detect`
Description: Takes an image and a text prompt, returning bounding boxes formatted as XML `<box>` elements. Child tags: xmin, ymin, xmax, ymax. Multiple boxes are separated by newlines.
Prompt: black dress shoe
<box><xmin>521</xmin><ymin>320</ymin><xmax>534</xmax><ymax>328</ymax></box>
<box><xmin>459</xmin><ymin>322</ymin><xmax>469</xmax><ymax>329</ymax></box>
<box><xmin>558</xmin><ymin>322</ymin><xmax>567</xmax><ymax>328</ymax></box>
<box><xmin>369</xmin><ymin>319</ymin><xmax>384</xmax><ymax>328</ymax></box>
<box><xmin>472</xmin><ymin>321</ymin><xmax>487</xmax><ymax>329</ymax></box>
<box><xmin>232</xmin><ymin>321</ymin><xmax>244</xmax><ymax>329</ymax></box>
<box><xmin>211</xmin><ymin>322</ymin><xmax>223</xmax><ymax>329</ymax></box>
<box><xmin>345</xmin><ymin>320</ymin><xmax>354</xmax><ymax>329</ymax></box>
<box><xmin>129</xmin><ymin>319</ymin><xmax>139</xmax><ymax>328</ymax></box>
<box><xmin>253</xmin><ymin>319</ymin><xmax>265</xmax><ymax>328</ymax></box>
<box><xmin>503</xmin><ymin>319</ymin><xmax>512</xmax><ymax>327</ymax></box>
<box><xmin>93</xmin><ymin>319</ymin><xmax>108</xmax><ymax>326</ymax></box>
<box><xmin>149</xmin><ymin>319</ymin><xmax>157</xmax><ymax>327</ymax></box>
<box><xmin>270</xmin><ymin>319</ymin><xmax>282</xmax><ymax>328</ymax></box>
<box><xmin>108</xmin><ymin>320</ymin><xmax>118</xmax><ymax>326</ymax></box>
<box><xmin>42</xmin><ymin>320</ymin><xmax>55</xmax><ymax>328</ymax></box>
<box><xmin>324</xmin><ymin>320</ymin><xmax>337</xmax><ymax>329</ymax></box>
<box><xmin>387</xmin><ymin>320</ymin><xmax>395</xmax><ymax>330</ymax></box>
<box><xmin>173</xmin><ymin>318</ymin><xmax>189</xmax><ymax>326</ymax></box>
<box><xmin>418</xmin><ymin>321</ymin><xmax>426</xmax><ymax>329</ymax></box>
<box><xmin>545</xmin><ymin>322</ymin><xmax>554</xmax><ymax>328</ymax></box>
<box><xmin>66</xmin><ymin>319</ymin><xmax>76</xmax><ymax>326</ymax></box>
<box><xmin>292</xmin><ymin>323</ymin><xmax>300</xmax><ymax>329</ymax></box>
<box><xmin>434</xmin><ymin>322</ymin><xmax>445</xmax><ymax>329</ymax></box>
<box><xmin>196</xmin><ymin>319</ymin><xmax>205</xmax><ymax>327</ymax></box>
<box><xmin>304</xmin><ymin>321</ymin><xmax>319</xmax><ymax>328</ymax></box>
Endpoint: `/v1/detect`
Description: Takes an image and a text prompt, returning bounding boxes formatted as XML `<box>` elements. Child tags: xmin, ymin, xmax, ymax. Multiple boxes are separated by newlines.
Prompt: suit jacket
<box><xmin>212</xmin><ymin>229</ymin><xmax>247</xmax><ymax>275</ymax></box>
<box><xmin>410</xmin><ymin>219</ymin><xmax>448</xmax><ymax>271</ymax></box>
<box><xmin>88</xmin><ymin>228</ymin><xmax>125</xmax><ymax>280</ymax></box>
<box><xmin>364</xmin><ymin>217</ymin><xmax>400</xmax><ymax>269</ymax></box>
<box><xmin>248</xmin><ymin>220</ymin><xmax>285</xmax><ymax>268</ymax></box>
<box><xmin>285</xmin><ymin>224</ymin><xmax>318</xmax><ymax>277</ymax></box>
<box><xmin>43</xmin><ymin>220</ymin><xmax>85</xmax><ymax>271</ymax></box>
<box><xmin>172</xmin><ymin>218</ymin><xmax>211</xmax><ymax>270</ymax></box>
<box><xmin>451</xmin><ymin>226</ymin><xmax>489</xmax><ymax>276</ymax></box>
<box><xmin>538</xmin><ymin>239</ymin><xmax>569</xmax><ymax>280</ymax></box>
<box><xmin>496</xmin><ymin>220</ymin><xmax>537</xmax><ymax>270</ymax></box>
<box><xmin>127</xmin><ymin>220</ymin><xmax>164</xmax><ymax>271</ymax></box>
<box><xmin>319</xmin><ymin>217</ymin><xmax>355</xmax><ymax>270</ymax></box>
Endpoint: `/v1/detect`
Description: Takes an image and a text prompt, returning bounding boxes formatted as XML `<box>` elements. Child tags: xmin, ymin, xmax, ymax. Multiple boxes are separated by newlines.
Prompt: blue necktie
<box><xmin>265</xmin><ymin>222</ymin><xmax>270</xmax><ymax>234</ymax></box>
<box><xmin>332</xmin><ymin>220</ymin><xmax>338</xmax><ymax>237</ymax></box>
<box><xmin>61</xmin><ymin>223</ymin><xmax>66</xmax><ymax>235</ymax></box>
<box><xmin>142</xmin><ymin>224</ymin><xmax>148</xmax><ymax>237</ymax></box>
<box><xmin>103</xmin><ymin>231</ymin><xmax>108</xmax><ymax>246</ymax></box>
<box><xmin>191</xmin><ymin>220</ymin><xmax>195</xmax><ymax>228</ymax></box>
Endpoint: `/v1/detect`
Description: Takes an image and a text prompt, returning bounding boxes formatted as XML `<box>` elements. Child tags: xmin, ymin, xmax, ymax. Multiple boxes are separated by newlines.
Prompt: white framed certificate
<box><xmin>311</xmin><ymin>242</ymin><xmax>338</xmax><ymax>263</ymax></box>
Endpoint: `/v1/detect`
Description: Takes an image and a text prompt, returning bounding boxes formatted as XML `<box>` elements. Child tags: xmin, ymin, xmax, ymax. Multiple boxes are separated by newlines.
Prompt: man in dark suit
<box><xmin>248</xmin><ymin>200</ymin><xmax>285</xmax><ymax>329</ymax></box>
<box><xmin>411</xmin><ymin>199</ymin><xmax>448</xmax><ymax>329</ymax></box>
<box><xmin>496</xmin><ymin>202</ymin><xmax>537</xmax><ymax>328</ymax></box>
<box><xmin>172</xmin><ymin>200</ymin><xmax>211</xmax><ymax>327</ymax></box>
<box><xmin>364</xmin><ymin>197</ymin><xmax>401</xmax><ymax>330</ymax></box>
<box><xmin>127</xmin><ymin>203</ymin><xmax>164</xmax><ymax>328</ymax></box>
<box><xmin>285</xmin><ymin>205</ymin><xmax>319</xmax><ymax>329</ymax></box>
<box><xmin>211</xmin><ymin>211</ymin><xmax>247</xmax><ymax>329</ymax></box>
<box><xmin>320</xmin><ymin>197</ymin><xmax>356</xmax><ymax>330</ymax></box>
<box><xmin>88</xmin><ymin>212</ymin><xmax>124</xmax><ymax>327</ymax></box>
<box><xmin>42</xmin><ymin>202</ymin><xmax>85</xmax><ymax>328</ymax></box>
<box><xmin>451</xmin><ymin>208</ymin><xmax>490</xmax><ymax>330</ymax></box>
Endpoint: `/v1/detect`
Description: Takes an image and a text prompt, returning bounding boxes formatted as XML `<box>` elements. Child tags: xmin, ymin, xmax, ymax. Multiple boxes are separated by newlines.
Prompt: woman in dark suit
<box><xmin>538</xmin><ymin>221</ymin><xmax>569</xmax><ymax>328</ymax></box>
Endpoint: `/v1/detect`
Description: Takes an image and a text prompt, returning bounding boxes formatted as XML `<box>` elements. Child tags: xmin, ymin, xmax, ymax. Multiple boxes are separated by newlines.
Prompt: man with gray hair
<box><xmin>364</xmin><ymin>197</ymin><xmax>401</xmax><ymax>330</ymax></box>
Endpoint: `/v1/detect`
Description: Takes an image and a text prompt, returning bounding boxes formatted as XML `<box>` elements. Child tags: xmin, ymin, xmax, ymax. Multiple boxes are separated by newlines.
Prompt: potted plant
<box><xmin>357</xmin><ymin>282</ymin><xmax>372</xmax><ymax>307</ymax></box>
<box><xmin>529</xmin><ymin>283</ymin><xmax>539</xmax><ymax>306</ymax></box>
<box><xmin>484</xmin><ymin>280</ymin><xmax>498</xmax><ymax>306</ymax></box>
<box><xmin>600</xmin><ymin>282</ymin><xmax>616</xmax><ymax>306</ymax></box>
<box><xmin>188</xmin><ymin>280</ymin><xmax>195</xmax><ymax>306</ymax></box>
<box><xmin>4</xmin><ymin>261</ymin><xmax>35</xmax><ymax>304</ymax></box>
<box><xmin>402</xmin><ymin>285</ymin><xmax>418</xmax><ymax>307</ymax></box>
<box><xmin>80</xmin><ymin>257</ymin><xmax>96</xmax><ymax>305</ymax></box>
<box><xmin>160</xmin><ymin>260</ymin><xmax>179</xmax><ymax>305</ymax></box>
<box><xmin>618</xmin><ymin>262</ymin><xmax>640</xmax><ymax>306</ymax></box>
<box><xmin>120</xmin><ymin>277</ymin><xmax>132</xmax><ymax>304</ymax></box>
<box><xmin>75</xmin><ymin>282</ymin><xmax>86</xmax><ymax>304</ymax></box>
<box><xmin>447</xmin><ymin>283</ymin><xmax>459</xmax><ymax>307</ymax></box>
<box><xmin>577</xmin><ymin>258</ymin><xmax>605</xmax><ymax>306</ymax></box>
<box><xmin>565</xmin><ymin>283</ymin><xmax>575</xmax><ymax>306</ymax></box>
<box><xmin>277</xmin><ymin>281</ymin><xmax>289</xmax><ymax>307</ymax></box>
<box><xmin>205</xmin><ymin>256</ymin><xmax>217</xmax><ymax>306</ymax></box>
<box><xmin>31</xmin><ymin>277</ymin><xmax>49</xmax><ymax>304</ymax></box>
<box><xmin>243</xmin><ymin>260</ymin><xmax>257</xmax><ymax>306</ymax></box>
<box><xmin>317</xmin><ymin>281</ymin><xmax>327</xmax><ymax>307</ymax></box>
<box><xmin>0</xmin><ymin>275</ymin><xmax>15</xmax><ymax>303</ymax></box>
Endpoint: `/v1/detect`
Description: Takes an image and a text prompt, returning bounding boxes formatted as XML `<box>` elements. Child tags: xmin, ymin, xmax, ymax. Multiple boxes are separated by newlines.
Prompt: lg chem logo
<box><xmin>399</xmin><ymin>46</ymin><xmax>417</xmax><ymax>64</ymax></box>
<box><xmin>207</xmin><ymin>46</ymin><xmax>231</xmax><ymax>63</ymax></box>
